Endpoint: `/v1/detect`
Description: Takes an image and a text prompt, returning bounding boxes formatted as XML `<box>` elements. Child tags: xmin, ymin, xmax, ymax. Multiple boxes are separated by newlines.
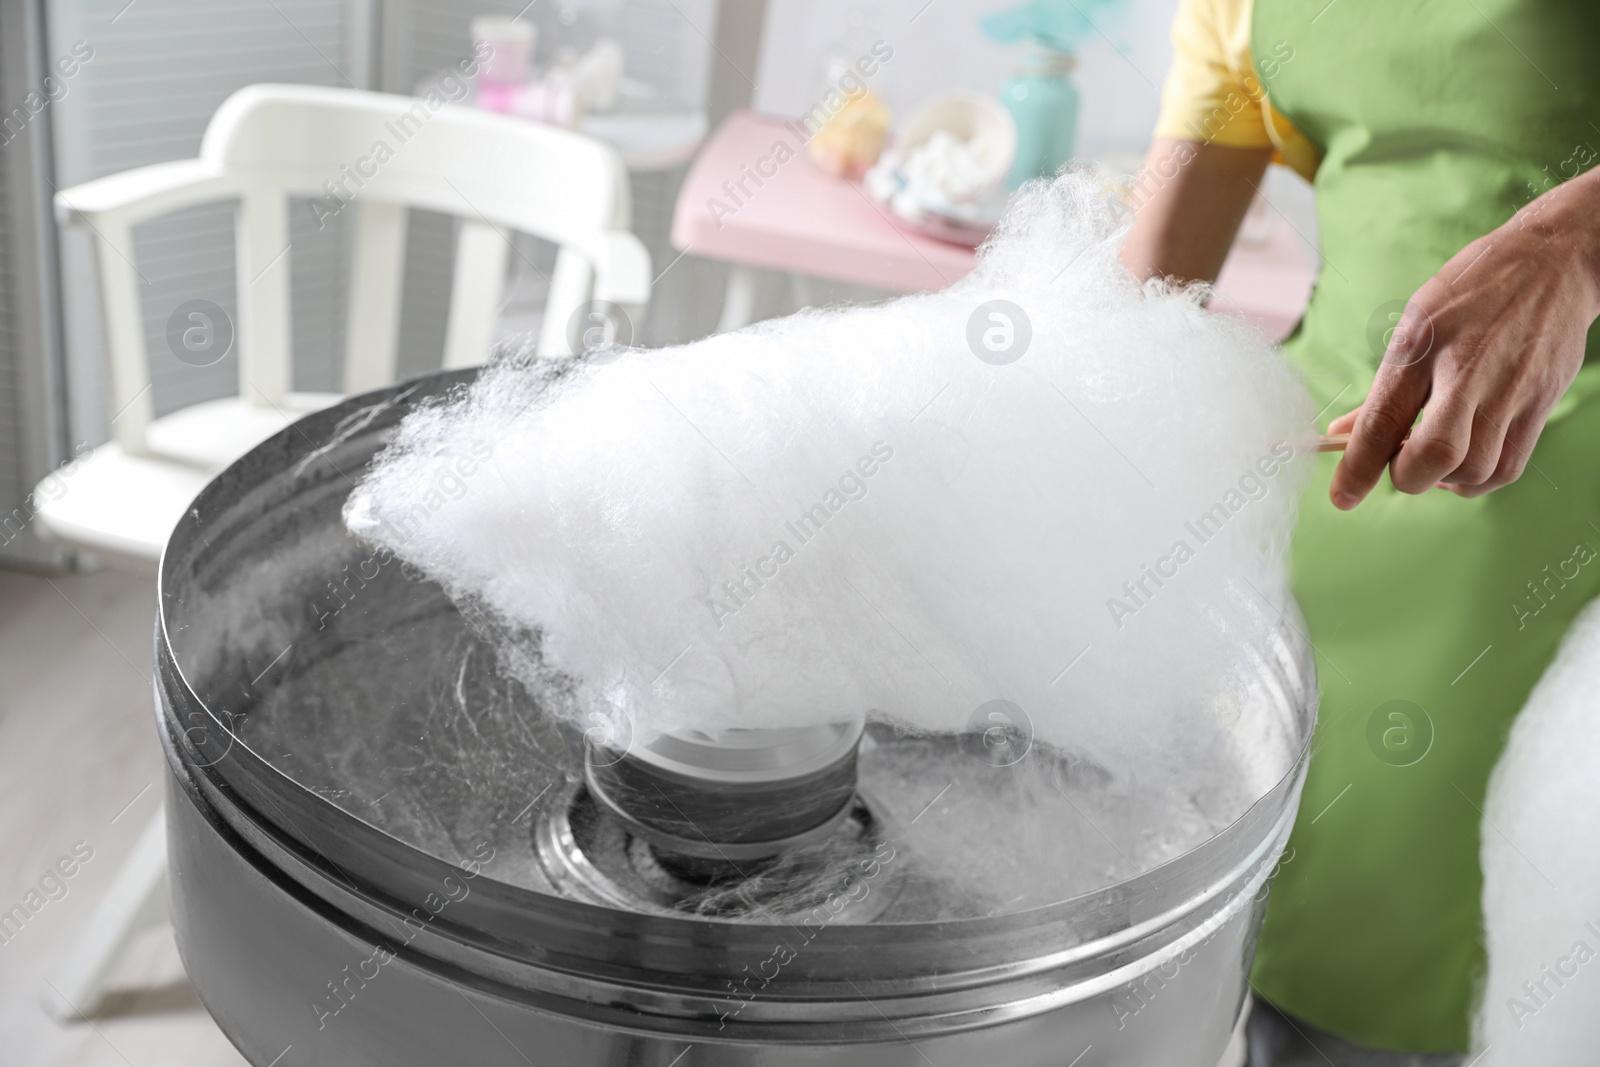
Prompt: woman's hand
<box><xmin>1329</xmin><ymin>169</ymin><xmax>1600</xmax><ymax>508</ymax></box>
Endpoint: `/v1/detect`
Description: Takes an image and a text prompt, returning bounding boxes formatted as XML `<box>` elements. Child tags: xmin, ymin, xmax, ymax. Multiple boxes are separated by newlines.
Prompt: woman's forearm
<box><xmin>1121</xmin><ymin>139</ymin><xmax>1273</xmax><ymax>285</ymax></box>
<box><xmin>1513</xmin><ymin>161</ymin><xmax>1600</xmax><ymax>316</ymax></box>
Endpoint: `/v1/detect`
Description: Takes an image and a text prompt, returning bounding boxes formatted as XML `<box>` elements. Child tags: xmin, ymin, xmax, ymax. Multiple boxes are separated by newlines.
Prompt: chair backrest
<box><xmin>63</xmin><ymin>84</ymin><xmax>651</xmax><ymax>454</ymax></box>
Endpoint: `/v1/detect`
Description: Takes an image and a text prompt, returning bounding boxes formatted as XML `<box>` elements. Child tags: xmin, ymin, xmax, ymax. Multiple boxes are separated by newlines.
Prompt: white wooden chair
<box><xmin>38</xmin><ymin>82</ymin><xmax>651</xmax><ymax>568</ymax></box>
<box><xmin>37</xmin><ymin>84</ymin><xmax>649</xmax><ymax>1022</ymax></box>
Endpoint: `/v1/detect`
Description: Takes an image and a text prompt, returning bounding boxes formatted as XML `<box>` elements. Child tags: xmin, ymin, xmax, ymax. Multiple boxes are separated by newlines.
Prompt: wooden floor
<box><xmin>0</xmin><ymin>567</ymin><xmax>248</xmax><ymax>1067</ymax></box>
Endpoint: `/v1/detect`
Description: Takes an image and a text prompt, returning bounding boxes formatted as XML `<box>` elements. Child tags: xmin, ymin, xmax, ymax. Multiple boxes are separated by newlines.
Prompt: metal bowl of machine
<box><xmin>157</xmin><ymin>369</ymin><xmax>1317</xmax><ymax>1066</ymax></box>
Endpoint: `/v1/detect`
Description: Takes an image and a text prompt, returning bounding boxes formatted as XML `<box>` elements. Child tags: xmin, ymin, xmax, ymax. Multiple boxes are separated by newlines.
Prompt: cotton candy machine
<box><xmin>157</xmin><ymin>370</ymin><xmax>1316</xmax><ymax>1066</ymax></box>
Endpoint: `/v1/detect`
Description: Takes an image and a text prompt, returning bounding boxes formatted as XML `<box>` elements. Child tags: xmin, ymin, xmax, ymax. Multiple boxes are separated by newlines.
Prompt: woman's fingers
<box><xmin>1446</xmin><ymin>411</ymin><xmax>1544</xmax><ymax>498</ymax></box>
<box><xmin>1326</xmin><ymin>409</ymin><xmax>1359</xmax><ymax>435</ymax></box>
<box><xmin>1329</xmin><ymin>362</ymin><xmax>1431</xmax><ymax>509</ymax></box>
<box><xmin>1439</xmin><ymin>408</ymin><xmax>1509</xmax><ymax>487</ymax></box>
<box><xmin>1390</xmin><ymin>388</ymin><xmax>1484</xmax><ymax>493</ymax></box>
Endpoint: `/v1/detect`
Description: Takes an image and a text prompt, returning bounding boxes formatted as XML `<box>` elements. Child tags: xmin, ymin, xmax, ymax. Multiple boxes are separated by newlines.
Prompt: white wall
<box><xmin>751</xmin><ymin>0</ymin><xmax>1181</xmax><ymax>159</ymax></box>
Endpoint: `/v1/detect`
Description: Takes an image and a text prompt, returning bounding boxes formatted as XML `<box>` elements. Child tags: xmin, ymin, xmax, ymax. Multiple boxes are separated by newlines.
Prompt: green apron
<box><xmin>1247</xmin><ymin>0</ymin><xmax>1600</xmax><ymax>1052</ymax></box>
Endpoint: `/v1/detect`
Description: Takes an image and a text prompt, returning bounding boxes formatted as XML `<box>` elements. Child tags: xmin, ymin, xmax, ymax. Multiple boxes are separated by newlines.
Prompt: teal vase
<box><xmin>1002</xmin><ymin>44</ymin><xmax>1079</xmax><ymax>188</ymax></box>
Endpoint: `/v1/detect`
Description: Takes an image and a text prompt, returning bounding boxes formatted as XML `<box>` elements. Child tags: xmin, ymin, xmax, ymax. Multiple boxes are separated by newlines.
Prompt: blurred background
<box><xmin>0</xmin><ymin>1</ymin><xmax>1316</xmax><ymax>1063</ymax></box>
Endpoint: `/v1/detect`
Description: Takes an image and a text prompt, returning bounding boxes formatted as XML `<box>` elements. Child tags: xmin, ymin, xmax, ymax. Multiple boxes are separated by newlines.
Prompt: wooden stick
<box><xmin>1315</xmin><ymin>433</ymin><xmax>1351</xmax><ymax>453</ymax></box>
<box><xmin>1315</xmin><ymin>431</ymin><xmax>1412</xmax><ymax>453</ymax></box>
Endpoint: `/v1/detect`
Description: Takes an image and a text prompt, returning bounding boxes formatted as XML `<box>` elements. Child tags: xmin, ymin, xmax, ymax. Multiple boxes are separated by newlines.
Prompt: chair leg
<box><xmin>788</xmin><ymin>272</ymin><xmax>816</xmax><ymax>311</ymax></box>
<box><xmin>41</xmin><ymin>809</ymin><xmax>170</xmax><ymax>1022</ymax></box>
<box><xmin>717</xmin><ymin>264</ymin><xmax>763</xmax><ymax>333</ymax></box>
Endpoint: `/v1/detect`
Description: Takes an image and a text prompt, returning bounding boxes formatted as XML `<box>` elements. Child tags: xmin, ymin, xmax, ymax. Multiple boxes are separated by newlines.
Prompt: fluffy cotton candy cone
<box><xmin>344</xmin><ymin>168</ymin><xmax>1314</xmax><ymax>799</ymax></box>
<box><xmin>1474</xmin><ymin>598</ymin><xmax>1600</xmax><ymax>1063</ymax></box>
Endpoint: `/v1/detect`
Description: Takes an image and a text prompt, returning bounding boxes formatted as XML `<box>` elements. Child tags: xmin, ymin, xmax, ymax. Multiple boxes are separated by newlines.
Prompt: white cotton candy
<box><xmin>902</xmin><ymin>130</ymin><xmax>994</xmax><ymax>202</ymax></box>
<box><xmin>343</xmin><ymin>169</ymin><xmax>1314</xmax><ymax>794</ymax></box>
<box><xmin>1475</xmin><ymin>598</ymin><xmax>1600</xmax><ymax>1064</ymax></box>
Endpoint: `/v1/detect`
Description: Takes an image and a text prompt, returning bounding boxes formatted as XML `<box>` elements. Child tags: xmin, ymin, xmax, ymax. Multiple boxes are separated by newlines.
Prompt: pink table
<box><xmin>672</xmin><ymin>110</ymin><xmax>1313</xmax><ymax>340</ymax></box>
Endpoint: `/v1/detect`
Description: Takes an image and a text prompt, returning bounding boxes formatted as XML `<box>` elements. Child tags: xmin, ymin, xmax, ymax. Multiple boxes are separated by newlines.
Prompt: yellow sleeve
<box><xmin>1153</xmin><ymin>0</ymin><xmax>1269</xmax><ymax>147</ymax></box>
<box><xmin>1152</xmin><ymin>0</ymin><xmax>1320</xmax><ymax>180</ymax></box>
